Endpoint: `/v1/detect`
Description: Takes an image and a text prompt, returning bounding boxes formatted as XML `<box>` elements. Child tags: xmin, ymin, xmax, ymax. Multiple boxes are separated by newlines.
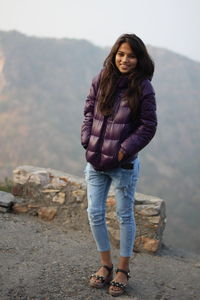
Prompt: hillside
<box><xmin>0</xmin><ymin>30</ymin><xmax>200</xmax><ymax>253</ymax></box>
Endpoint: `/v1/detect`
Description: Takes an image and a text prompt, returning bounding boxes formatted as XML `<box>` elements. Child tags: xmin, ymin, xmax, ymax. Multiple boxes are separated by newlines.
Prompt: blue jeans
<box><xmin>84</xmin><ymin>157</ymin><xmax>140</xmax><ymax>257</ymax></box>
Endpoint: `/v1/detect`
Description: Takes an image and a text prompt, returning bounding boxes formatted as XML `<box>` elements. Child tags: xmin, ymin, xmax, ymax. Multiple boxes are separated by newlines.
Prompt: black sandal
<box><xmin>109</xmin><ymin>268</ymin><xmax>131</xmax><ymax>297</ymax></box>
<box><xmin>89</xmin><ymin>265</ymin><xmax>113</xmax><ymax>289</ymax></box>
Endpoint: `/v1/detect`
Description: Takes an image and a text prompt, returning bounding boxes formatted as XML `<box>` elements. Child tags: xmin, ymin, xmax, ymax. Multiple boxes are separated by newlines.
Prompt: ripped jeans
<box><xmin>84</xmin><ymin>157</ymin><xmax>140</xmax><ymax>257</ymax></box>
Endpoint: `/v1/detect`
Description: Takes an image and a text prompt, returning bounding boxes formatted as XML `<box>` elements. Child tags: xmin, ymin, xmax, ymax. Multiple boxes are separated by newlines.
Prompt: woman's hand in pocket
<box><xmin>118</xmin><ymin>150</ymin><xmax>125</xmax><ymax>162</ymax></box>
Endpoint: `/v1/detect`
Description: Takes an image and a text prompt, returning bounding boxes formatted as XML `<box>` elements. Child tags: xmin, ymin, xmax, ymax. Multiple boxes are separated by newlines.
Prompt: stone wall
<box><xmin>12</xmin><ymin>165</ymin><xmax>166</xmax><ymax>254</ymax></box>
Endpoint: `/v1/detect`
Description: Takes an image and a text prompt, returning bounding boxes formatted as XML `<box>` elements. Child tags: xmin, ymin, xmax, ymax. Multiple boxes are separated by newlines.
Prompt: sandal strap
<box><xmin>90</xmin><ymin>265</ymin><xmax>113</xmax><ymax>283</ymax></box>
<box><xmin>90</xmin><ymin>274</ymin><xmax>105</xmax><ymax>283</ymax></box>
<box><xmin>110</xmin><ymin>280</ymin><xmax>127</xmax><ymax>290</ymax></box>
<box><xmin>102</xmin><ymin>264</ymin><xmax>113</xmax><ymax>276</ymax></box>
<box><xmin>116</xmin><ymin>268</ymin><xmax>131</xmax><ymax>279</ymax></box>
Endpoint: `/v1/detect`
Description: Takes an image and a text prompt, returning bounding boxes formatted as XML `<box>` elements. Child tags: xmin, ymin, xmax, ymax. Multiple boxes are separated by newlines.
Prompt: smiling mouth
<box><xmin>120</xmin><ymin>65</ymin><xmax>130</xmax><ymax>69</ymax></box>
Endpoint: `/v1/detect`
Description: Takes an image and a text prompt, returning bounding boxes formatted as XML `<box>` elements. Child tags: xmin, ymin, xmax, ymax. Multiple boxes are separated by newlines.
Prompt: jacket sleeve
<box><xmin>81</xmin><ymin>72</ymin><xmax>101</xmax><ymax>149</ymax></box>
<box><xmin>120</xmin><ymin>80</ymin><xmax>157</xmax><ymax>157</ymax></box>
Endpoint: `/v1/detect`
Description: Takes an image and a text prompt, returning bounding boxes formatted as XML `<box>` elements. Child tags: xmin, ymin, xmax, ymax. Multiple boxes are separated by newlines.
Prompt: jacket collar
<box><xmin>117</xmin><ymin>75</ymin><xmax>129</xmax><ymax>89</ymax></box>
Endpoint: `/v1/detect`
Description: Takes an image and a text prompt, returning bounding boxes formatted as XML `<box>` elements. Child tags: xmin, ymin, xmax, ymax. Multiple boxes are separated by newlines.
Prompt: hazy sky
<box><xmin>1</xmin><ymin>0</ymin><xmax>200</xmax><ymax>62</ymax></box>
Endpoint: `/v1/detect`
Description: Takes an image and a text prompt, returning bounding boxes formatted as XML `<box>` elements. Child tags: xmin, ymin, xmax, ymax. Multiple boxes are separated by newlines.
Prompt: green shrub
<box><xmin>0</xmin><ymin>177</ymin><xmax>13</xmax><ymax>193</ymax></box>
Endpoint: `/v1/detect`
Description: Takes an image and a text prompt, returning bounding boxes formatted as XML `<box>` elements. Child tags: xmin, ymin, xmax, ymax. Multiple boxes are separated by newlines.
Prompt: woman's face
<box><xmin>115</xmin><ymin>42</ymin><xmax>138</xmax><ymax>74</ymax></box>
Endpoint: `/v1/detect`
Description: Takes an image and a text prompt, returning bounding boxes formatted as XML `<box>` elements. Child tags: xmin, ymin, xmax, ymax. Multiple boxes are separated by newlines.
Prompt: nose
<box><xmin>122</xmin><ymin>55</ymin><xmax>129</xmax><ymax>63</ymax></box>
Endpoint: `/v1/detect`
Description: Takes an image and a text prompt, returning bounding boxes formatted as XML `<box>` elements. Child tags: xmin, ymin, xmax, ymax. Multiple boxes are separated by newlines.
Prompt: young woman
<box><xmin>81</xmin><ymin>33</ymin><xmax>157</xmax><ymax>297</ymax></box>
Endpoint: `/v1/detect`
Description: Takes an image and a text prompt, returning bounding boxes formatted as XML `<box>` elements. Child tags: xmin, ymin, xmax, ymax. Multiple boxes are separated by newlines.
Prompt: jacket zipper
<box><xmin>110</xmin><ymin>91</ymin><xmax>122</xmax><ymax>120</ymax></box>
<box><xmin>97</xmin><ymin>91</ymin><xmax>121</xmax><ymax>163</ymax></box>
<box><xmin>97</xmin><ymin>115</ymin><xmax>108</xmax><ymax>162</ymax></box>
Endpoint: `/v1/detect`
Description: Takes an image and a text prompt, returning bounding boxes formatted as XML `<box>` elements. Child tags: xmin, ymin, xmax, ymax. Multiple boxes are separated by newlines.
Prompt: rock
<box><xmin>134</xmin><ymin>236</ymin><xmax>160</xmax><ymax>253</ymax></box>
<box><xmin>168</xmin><ymin>284</ymin><xmax>176</xmax><ymax>290</ymax></box>
<box><xmin>42</xmin><ymin>189</ymin><xmax>60</xmax><ymax>193</ymax></box>
<box><xmin>106</xmin><ymin>211</ymin><xmax>116</xmax><ymax>222</ymax></box>
<box><xmin>27</xmin><ymin>203</ymin><xmax>40</xmax><ymax>208</ymax></box>
<box><xmin>72</xmin><ymin>189</ymin><xmax>85</xmax><ymax>202</ymax></box>
<box><xmin>194</xmin><ymin>263</ymin><xmax>200</xmax><ymax>268</ymax></box>
<box><xmin>29</xmin><ymin>171</ymin><xmax>50</xmax><ymax>185</ymax></box>
<box><xmin>13</xmin><ymin>168</ymin><xmax>30</xmax><ymax>185</ymax></box>
<box><xmin>51</xmin><ymin>177</ymin><xmax>68</xmax><ymax>188</ymax></box>
<box><xmin>0</xmin><ymin>191</ymin><xmax>16</xmax><ymax>212</ymax></box>
<box><xmin>0</xmin><ymin>206</ymin><xmax>9</xmax><ymax>213</ymax></box>
<box><xmin>42</xmin><ymin>189</ymin><xmax>60</xmax><ymax>201</ymax></box>
<box><xmin>13</xmin><ymin>203</ymin><xmax>29</xmax><ymax>213</ymax></box>
<box><xmin>13</xmin><ymin>165</ymin><xmax>50</xmax><ymax>185</ymax></box>
<box><xmin>136</xmin><ymin>206</ymin><xmax>160</xmax><ymax>216</ymax></box>
<box><xmin>38</xmin><ymin>207</ymin><xmax>57</xmax><ymax>221</ymax></box>
<box><xmin>12</xmin><ymin>184</ymin><xmax>24</xmax><ymax>197</ymax></box>
<box><xmin>147</xmin><ymin>216</ymin><xmax>162</xmax><ymax>224</ymax></box>
<box><xmin>52</xmin><ymin>192</ymin><xmax>66</xmax><ymax>204</ymax></box>
<box><xmin>107</xmin><ymin>196</ymin><xmax>116</xmax><ymax>207</ymax></box>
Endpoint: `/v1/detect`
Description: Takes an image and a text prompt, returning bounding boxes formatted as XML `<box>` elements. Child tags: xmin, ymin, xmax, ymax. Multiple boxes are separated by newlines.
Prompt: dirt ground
<box><xmin>0</xmin><ymin>212</ymin><xmax>200</xmax><ymax>300</ymax></box>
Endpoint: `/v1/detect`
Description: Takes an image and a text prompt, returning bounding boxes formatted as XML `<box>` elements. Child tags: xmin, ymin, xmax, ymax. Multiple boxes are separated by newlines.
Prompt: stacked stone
<box><xmin>11</xmin><ymin>165</ymin><xmax>166</xmax><ymax>254</ymax></box>
<box><xmin>106</xmin><ymin>193</ymin><xmax>166</xmax><ymax>253</ymax></box>
<box><xmin>12</xmin><ymin>165</ymin><xmax>87</xmax><ymax>224</ymax></box>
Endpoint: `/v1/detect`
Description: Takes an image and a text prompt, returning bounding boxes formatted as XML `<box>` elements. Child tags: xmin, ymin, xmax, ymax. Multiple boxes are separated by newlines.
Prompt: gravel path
<box><xmin>0</xmin><ymin>212</ymin><xmax>200</xmax><ymax>300</ymax></box>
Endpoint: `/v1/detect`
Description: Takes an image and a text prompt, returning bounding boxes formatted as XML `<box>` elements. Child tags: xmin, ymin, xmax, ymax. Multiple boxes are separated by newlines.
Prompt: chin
<box><xmin>119</xmin><ymin>69</ymin><xmax>129</xmax><ymax>73</ymax></box>
<box><xmin>120</xmin><ymin>70</ymin><xmax>131</xmax><ymax>74</ymax></box>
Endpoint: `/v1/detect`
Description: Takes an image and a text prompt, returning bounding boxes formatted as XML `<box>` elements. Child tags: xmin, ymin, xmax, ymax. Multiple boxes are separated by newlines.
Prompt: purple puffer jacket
<box><xmin>81</xmin><ymin>71</ymin><xmax>157</xmax><ymax>171</ymax></box>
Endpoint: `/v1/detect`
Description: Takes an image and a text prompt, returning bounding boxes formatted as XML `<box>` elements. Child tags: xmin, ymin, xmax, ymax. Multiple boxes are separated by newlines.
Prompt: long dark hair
<box><xmin>98</xmin><ymin>33</ymin><xmax>154</xmax><ymax>117</ymax></box>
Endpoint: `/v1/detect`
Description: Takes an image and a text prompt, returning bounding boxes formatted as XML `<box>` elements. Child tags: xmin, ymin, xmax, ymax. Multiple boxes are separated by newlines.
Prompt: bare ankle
<box><xmin>101</xmin><ymin>261</ymin><xmax>113</xmax><ymax>267</ymax></box>
<box><xmin>117</xmin><ymin>257</ymin><xmax>130</xmax><ymax>271</ymax></box>
<box><xmin>100</xmin><ymin>250</ymin><xmax>113</xmax><ymax>267</ymax></box>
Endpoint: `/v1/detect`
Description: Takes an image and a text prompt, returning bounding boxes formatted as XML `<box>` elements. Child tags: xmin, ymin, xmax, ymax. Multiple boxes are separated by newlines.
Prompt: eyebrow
<box><xmin>117</xmin><ymin>50</ymin><xmax>135</xmax><ymax>55</ymax></box>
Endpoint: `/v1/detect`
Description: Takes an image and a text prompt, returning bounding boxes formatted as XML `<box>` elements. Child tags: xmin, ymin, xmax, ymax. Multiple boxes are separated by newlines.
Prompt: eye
<box><xmin>129</xmin><ymin>54</ymin><xmax>136</xmax><ymax>59</ymax></box>
<box><xmin>117</xmin><ymin>52</ymin><xmax>124</xmax><ymax>57</ymax></box>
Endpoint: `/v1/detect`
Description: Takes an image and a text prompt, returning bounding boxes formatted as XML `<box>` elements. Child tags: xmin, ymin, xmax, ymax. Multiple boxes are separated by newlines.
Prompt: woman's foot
<box><xmin>89</xmin><ymin>265</ymin><xmax>113</xmax><ymax>288</ymax></box>
<box><xmin>109</xmin><ymin>268</ymin><xmax>130</xmax><ymax>296</ymax></box>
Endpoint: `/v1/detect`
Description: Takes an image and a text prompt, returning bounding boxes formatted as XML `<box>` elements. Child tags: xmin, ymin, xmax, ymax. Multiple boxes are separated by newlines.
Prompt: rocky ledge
<box><xmin>2</xmin><ymin>165</ymin><xmax>166</xmax><ymax>254</ymax></box>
